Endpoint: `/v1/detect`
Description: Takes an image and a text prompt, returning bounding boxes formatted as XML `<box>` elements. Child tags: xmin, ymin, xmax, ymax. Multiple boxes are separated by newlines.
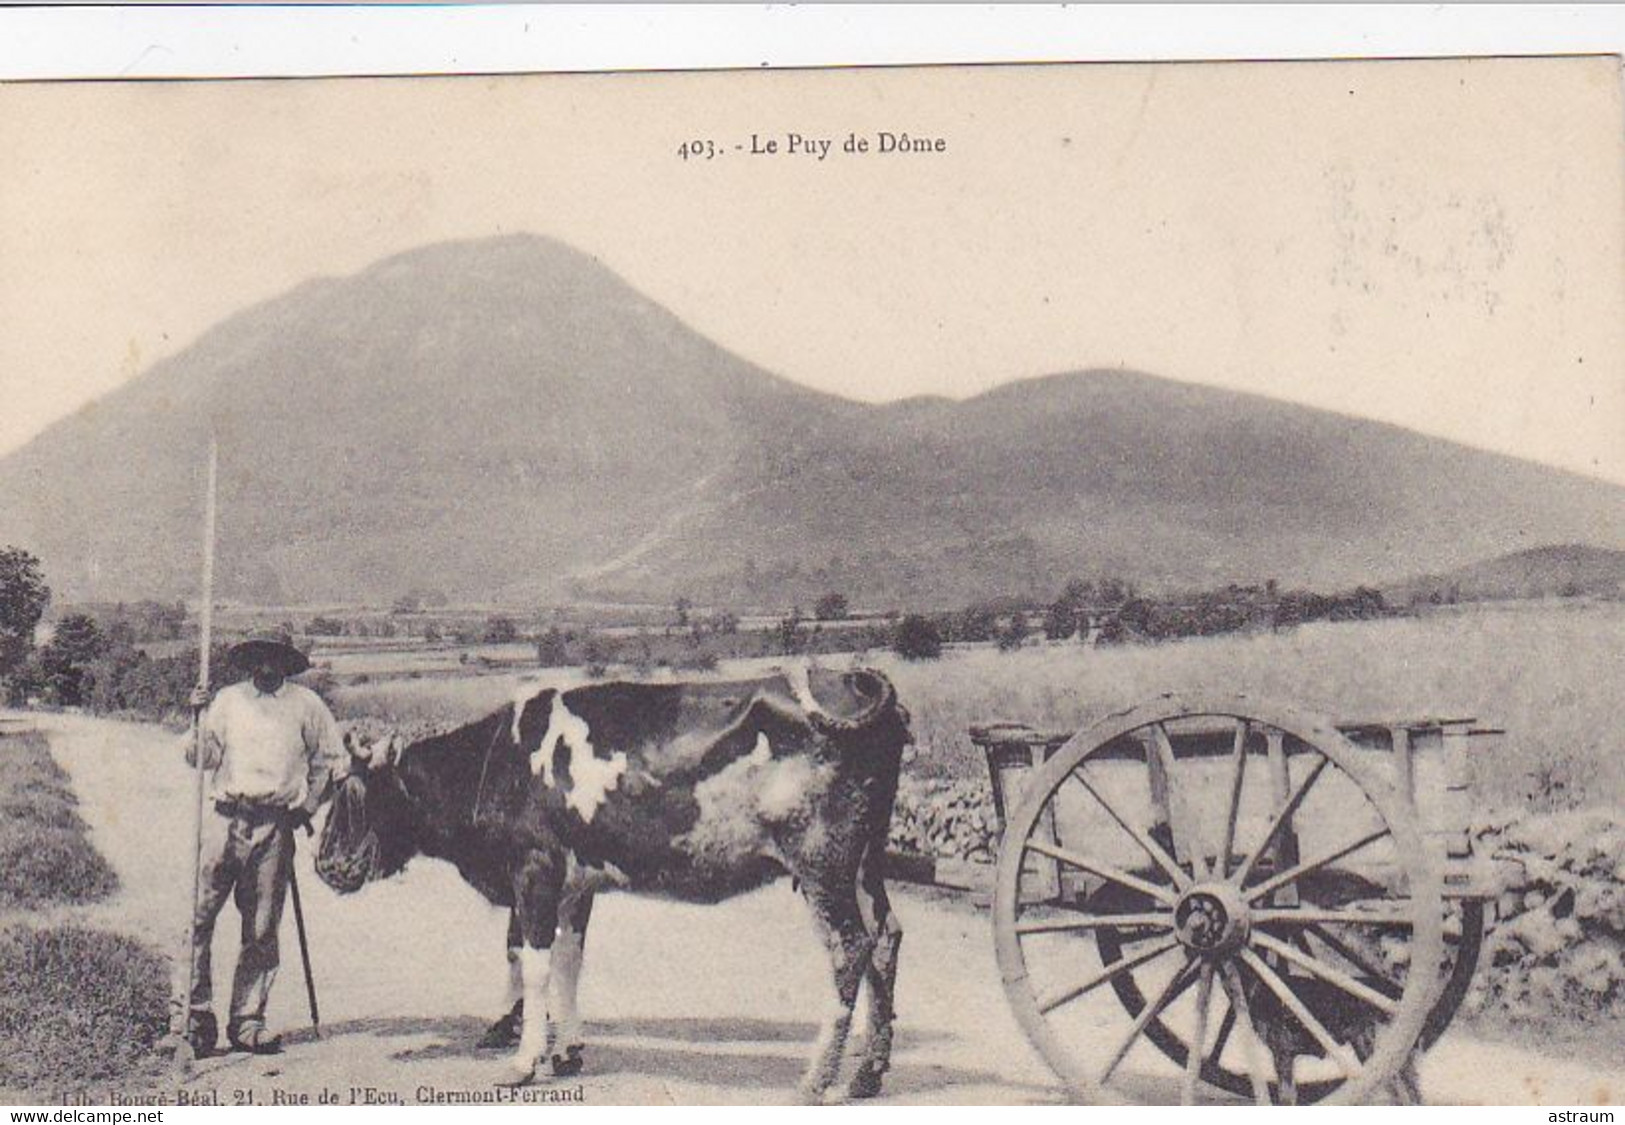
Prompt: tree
<box><xmin>36</xmin><ymin>614</ymin><xmax>108</xmax><ymax>707</ymax></box>
<box><xmin>484</xmin><ymin>615</ymin><xmax>519</xmax><ymax>644</ymax></box>
<box><xmin>1060</xmin><ymin>578</ymin><xmax>1096</xmax><ymax>607</ymax></box>
<box><xmin>892</xmin><ymin>614</ymin><xmax>943</xmax><ymax>661</ymax></box>
<box><xmin>996</xmin><ymin>614</ymin><xmax>1029</xmax><ymax>652</ymax></box>
<box><xmin>46</xmin><ymin>614</ymin><xmax>106</xmax><ymax>668</ymax></box>
<box><xmin>1095</xmin><ymin>613</ymin><xmax>1127</xmax><ymax>645</ymax></box>
<box><xmin>581</xmin><ymin>635</ymin><xmax>609</xmax><ymax>678</ymax></box>
<box><xmin>1044</xmin><ymin>577</ymin><xmax>1097</xmax><ymax>641</ymax></box>
<box><xmin>955</xmin><ymin>603</ymin><xmax>998</xmax><ymax>643</ymax></box>
<box><xmin>813</xmin><ymin>592</ymin><xmax>850</xmax><ymax>621</ymax></box>
<box><xmin>0</xmin><ymin>546</ymin><xmax>50</xmax><ymax>677</ymax></box>
<box><xmin>536</xmin><ymin>626</ymin><xmax>570</xmax><ymax>667</ymax></box>
<box><xmin>674</xmin><ymin>597</ymin><xmax>693</xmax><ymax>628</ymax></box>
<box><xmin>776</xmin><ymin>609</ymin><xmax>806</xmax><ymax>655</ymax></box>
<box><xmin>1117</xmin><ymin>596</ymin><xmax>1156</xmax><ymax>639</ymax></box>
<box><xmin>1097</xmin><ymin>577</ymin><xmax>1132</xmax><ymax>606</ymax></box>
<box><xmin>1042</xmin><ymin>601</ymin><xmax>1077</xmax><ymax>641</ymax></box>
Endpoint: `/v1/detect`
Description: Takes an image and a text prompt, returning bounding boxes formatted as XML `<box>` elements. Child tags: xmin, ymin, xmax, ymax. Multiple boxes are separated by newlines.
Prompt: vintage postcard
<box><xmin>0</xmin><ymin>57</ymin><xmax>1621</xmax><ymax>1108</ymax></box>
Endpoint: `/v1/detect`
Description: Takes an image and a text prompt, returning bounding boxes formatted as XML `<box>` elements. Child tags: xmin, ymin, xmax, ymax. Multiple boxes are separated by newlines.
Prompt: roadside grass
<box><xmin>0</xmin><ymin>924</ymin><xmax>170</xmax><ymax>1095</ymax></box>
<box><xmin>0</xmin><ymin>730</ymin><xmax>169</xmax><ymax>1099</ymax></box>
<box><xmin>0</xmin><ymin>732</ymin><xmax>119</xmax><ymax>908</ymax></box>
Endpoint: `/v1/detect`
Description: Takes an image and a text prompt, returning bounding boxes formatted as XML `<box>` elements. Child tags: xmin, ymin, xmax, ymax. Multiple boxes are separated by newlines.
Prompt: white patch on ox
<box><xmin>548</xmin><ymin>925</ymin><xmax>586</xmax><ymax>1053</ymax></box>
<box><xmin>758</xmin><ymin>754</ymin><xmax>820</xmax><ymax>821</ymax></box>
<box><xmin>682</xmin><ymin>731</ymin><xmax>832</xmax><ymax>867</ymax></box>
<box><xmin>528</xmin><ymin>693</ymin><xmax>627</xmax><ymax>824</ymax></box>
<box><xmin>747</xmin><ymin>731</ymin><xmax>772</xmax><ymax>766</ymax></box>
<box><xmin>510</xmin><ymin>680</ymin><xmax>555</xmax><ymax>744</ymax></box>
<box><xmin>511</xmin><ymin>946</ymin><xmax>551</xmax><ymax>1076</ymax></box>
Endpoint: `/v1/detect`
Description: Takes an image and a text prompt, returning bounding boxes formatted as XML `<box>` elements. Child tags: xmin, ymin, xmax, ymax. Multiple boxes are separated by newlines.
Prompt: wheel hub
<box><xmin>1173</xmin><ymin>883</ymin><xmax>1249</xmax><ymax>955</ymax></box>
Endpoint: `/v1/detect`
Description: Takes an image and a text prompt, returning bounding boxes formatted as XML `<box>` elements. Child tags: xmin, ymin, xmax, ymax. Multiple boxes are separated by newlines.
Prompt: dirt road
<box><xmin>21</xmin><ymin>712</ymin><xmax>1620</xmax><ymax>1106</ymax></box>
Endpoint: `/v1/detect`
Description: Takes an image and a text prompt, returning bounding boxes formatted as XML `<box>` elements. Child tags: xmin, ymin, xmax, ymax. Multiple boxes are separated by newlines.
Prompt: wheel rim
<box><xmin>1095</xmin><ymin>887</ymin><xmax>1482</xmax><ymax>1102</ymax></box>
<box><xmin>992</xmin><ymin>693</ymin><xmax>1443</xmax><ymax>1105</ymax></box>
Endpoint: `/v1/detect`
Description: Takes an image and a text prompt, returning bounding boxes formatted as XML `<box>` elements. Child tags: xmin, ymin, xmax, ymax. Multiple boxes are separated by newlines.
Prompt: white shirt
<box><xmin>184</xmin><ymin>680</ymin><xmax>345</xmax><ymax>812</ymax></box>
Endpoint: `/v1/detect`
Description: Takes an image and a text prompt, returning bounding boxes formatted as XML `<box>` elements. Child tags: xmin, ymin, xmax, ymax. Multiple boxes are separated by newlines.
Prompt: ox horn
<box><xmin>793</xmin><ymin>667</ymin><xmax>901</xmax><ymax>737</ymax></box>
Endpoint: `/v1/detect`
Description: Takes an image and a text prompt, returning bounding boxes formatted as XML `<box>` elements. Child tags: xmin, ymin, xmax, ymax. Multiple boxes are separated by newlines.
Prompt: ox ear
<box><xmin>381</xmin><ymin>733</ymin><xmax>406</xmax><ymax>768</ymax></box>
<box><xmin>342</xmin><ymin>729</ymin><xmax>405</xmax><ymax>772</ymax></box>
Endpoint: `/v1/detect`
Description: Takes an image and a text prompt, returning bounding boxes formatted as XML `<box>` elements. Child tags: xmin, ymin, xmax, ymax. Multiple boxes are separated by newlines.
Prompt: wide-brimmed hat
<box><xmin>228</xmin><ymin>631</ymin><xmax>310</xmax><ymax>676</ymax></box>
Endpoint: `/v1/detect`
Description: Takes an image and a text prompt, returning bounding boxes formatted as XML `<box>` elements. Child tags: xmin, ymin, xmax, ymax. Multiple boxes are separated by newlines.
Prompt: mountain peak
<box><xmin>0</xmin><ymin>238</ymin><xmax>1619</xmax><ymax>607</ymax></box>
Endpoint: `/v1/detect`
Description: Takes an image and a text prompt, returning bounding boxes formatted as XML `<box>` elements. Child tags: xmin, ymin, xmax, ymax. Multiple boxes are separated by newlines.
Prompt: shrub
<box><xmin>535</xmin><ymin>626</ymin><xmax>570</xmax><ymax>667</ymax></box>
<box><xmin>581</xmin><ymin>636</ymin><xmax>609</xmax><ymax>679</ymax></box>
<box><xmin>79</xmin><ymin>643</ymin><xmax>233</xmax><ymax>722</ymax></box>
<box><xmin>776</xmin><ymin>610</ymin><xmax>806</xmax><ymax>655</ymax></box>
<box><xmin>953</xmin><ymin>603</ymin><xmax>999</xmax><ymax>644</ymax></box>
<box><xmin>484</xmin><ymin>615</ymin><xmax>519</xmax><ymax>644</ymax></box>
<box><xmin>813</xmin><ymin>593</ymin><xmax>850</xmax><ymax>621</ymax></box>
<box><xmin>893</xmin><ymin>614</ymin><xmax>943</xmax><ymax>661</ymax></box>
<box><xmin>31</xmin><ymin>614</ymin><xmax>107</xmax><ymax>705</ymax></box>
<box><xmin>1042</xmin><ymin>601</ymin><xmax>1078</xmax><ymax>641</ymax></box>
<box><xmin>996</xmin><ymin>616</ymin><xmax>1029</xmax><ymax>652</ymax></box>
<box><xmin>674</xmin><ymin>648</ymin><xmax>720</xmax><ymax>673</ymax></box>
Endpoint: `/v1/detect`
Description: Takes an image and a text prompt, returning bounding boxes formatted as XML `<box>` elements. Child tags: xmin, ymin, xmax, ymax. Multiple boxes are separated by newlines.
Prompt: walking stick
<box><xmin>171</xmin><ymin>437</ymin><xmax>217</xmax><ymax>1061</ymax></box>
<box><xmin>288</xmin><ymin>830</ymin><xmax>322</xmax><ymax>1038</ymax></box>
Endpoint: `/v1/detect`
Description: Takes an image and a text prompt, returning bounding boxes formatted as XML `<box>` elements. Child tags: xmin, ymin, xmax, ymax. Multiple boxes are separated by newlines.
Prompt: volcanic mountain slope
<box><xmin>0</xmin><ymin>234</ymin><xmax>1619</xmax><ymax>608</ymax></box>
<box><xmin>1384</xmin><ymin>544</ymin><xmax>1625</xmax><ymax>604</ymax></box>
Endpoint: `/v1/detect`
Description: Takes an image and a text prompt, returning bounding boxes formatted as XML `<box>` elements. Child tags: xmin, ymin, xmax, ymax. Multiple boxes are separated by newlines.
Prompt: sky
<box><xmin>1</xmin><ymin>56</ymin><xmax>1622</xmax><ymax>483</ymax></box>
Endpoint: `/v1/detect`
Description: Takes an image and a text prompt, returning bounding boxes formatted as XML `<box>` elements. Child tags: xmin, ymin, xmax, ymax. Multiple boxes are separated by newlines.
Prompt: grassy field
<box><xmin>883</xmin><ymin>600</ymin><xmax>1624</xmax><ymax>810</ymax></box>
<box><xmin>332</xmin><ymin>599</ymin><xmax>1623</xmax><ymax>812</ymax></box>
<box><xmin>0</xmin><ymin>731</ymin><xmax>119</xmax><ymax>909</ymax></box>
<box><xmin>0</xmin><ymin>925</ymin><xmax>170</xmax><ymax>1096</ymax></box>
<box><xmin>0</xmin><ymin>728</ymin><xmax>169</xmax><ymax>1099</ymax></box>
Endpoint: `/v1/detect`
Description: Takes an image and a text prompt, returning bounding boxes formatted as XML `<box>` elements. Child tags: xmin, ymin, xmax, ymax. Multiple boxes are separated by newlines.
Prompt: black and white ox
<box><xmin>317</xmin><ymin>668</ymin><xmax>912</xmax><ymax>1101</ymax></box>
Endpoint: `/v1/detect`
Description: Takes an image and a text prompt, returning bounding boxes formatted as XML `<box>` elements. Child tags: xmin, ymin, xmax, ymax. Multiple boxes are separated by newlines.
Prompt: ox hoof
<box><xmin>550</xmin><ymin>1046</ymin><xmax>584</xmax><ymax>1078</ymax></box>
<box><xmin>846</xmin><ymin>1068</ymin><xmax>885</xmax><ymax>1100</ymax></box>
<box><xmin>477</xmin><ymin>1006</ymin><xmax>524</xmax><ymax>1050</ymax></box>
<box><xmin>793</xmin><ymin>1082</ymin><xmax>828</xmax><ymax>1106</ymax></box>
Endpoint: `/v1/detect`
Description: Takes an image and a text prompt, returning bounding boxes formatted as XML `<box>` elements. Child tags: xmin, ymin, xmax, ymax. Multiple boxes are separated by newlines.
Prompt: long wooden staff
<box><xmin>175</xmin><ymin>436</ymin><xmax>218</xmax><ymax>1057</ymax></box>
<box><xmin>287</xmin><ymin>857</ymin><xmax>322</xmax><ymax>1037</ymax></box>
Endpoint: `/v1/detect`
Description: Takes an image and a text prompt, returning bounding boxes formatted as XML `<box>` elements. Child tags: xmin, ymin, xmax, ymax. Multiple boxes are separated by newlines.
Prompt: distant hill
<box><xmin>1385</xmin><ymin>544</ymin><xmax>1625</xmax><ymax>604</ymax></box>
<box><xmin>0</xmin><ymin>234</ymin><xmax>1620</xmax><ymax>609</ymax></box>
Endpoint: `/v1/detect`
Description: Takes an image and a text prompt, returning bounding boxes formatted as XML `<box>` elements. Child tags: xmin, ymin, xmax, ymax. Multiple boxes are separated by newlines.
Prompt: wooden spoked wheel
<box><xmin>1094</xmin><ymin>898</ymin><xmax>1483</xmax><ymax>1103</ymax></box>
<box><xmin>992</xmin><ymin>694</ymin><xmax>1443</xmax><ymax>1105</ymax></box>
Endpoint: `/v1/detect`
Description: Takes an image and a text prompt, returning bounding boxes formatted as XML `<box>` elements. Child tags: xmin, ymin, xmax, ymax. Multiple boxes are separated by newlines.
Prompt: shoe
<box><xmin>228</xmin><ymin>1024</ymin><xmax>283</xmax><ymax>1055</ymax></box>
<box><xmin>187</xmin><ymin>1010</ymin><xmax>219</xmax><ymax>1058</ymax></box>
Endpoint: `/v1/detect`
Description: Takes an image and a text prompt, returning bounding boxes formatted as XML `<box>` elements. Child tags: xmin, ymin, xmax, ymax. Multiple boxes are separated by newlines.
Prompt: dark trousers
<box><xmin>188</xmin><ymin>802</ymin><xmax>295</xmax><ymax>1034</ymax></box>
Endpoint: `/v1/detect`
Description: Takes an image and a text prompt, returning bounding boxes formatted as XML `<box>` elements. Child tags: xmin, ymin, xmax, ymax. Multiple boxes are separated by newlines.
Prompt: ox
<box><xmin>316</xmin><ymin>667</ymin><xmax>911</xmax><ymax>1101</ymax></box>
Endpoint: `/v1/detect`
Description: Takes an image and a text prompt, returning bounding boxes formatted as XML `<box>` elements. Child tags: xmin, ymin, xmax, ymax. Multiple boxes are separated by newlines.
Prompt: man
<box><xmin>182</xmin><ymin>630</ymin><xmax>344</xmax><ymax>1056</ymax></box>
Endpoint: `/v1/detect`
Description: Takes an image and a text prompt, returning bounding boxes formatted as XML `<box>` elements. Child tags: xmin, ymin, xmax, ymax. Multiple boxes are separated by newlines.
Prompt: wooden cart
<box><xmin>903</xmin><ymin>692</ymin><xmax>1507</xmax><ymax>1105</ymax></box>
